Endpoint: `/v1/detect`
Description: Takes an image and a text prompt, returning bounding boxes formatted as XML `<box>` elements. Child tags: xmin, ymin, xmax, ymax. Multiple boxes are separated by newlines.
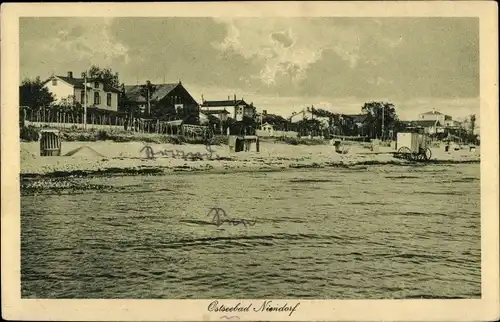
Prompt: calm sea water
<box><xmin>21</xmin><ymin>164</ymin><xmax>481</xmax><ymax>299</ymax></box>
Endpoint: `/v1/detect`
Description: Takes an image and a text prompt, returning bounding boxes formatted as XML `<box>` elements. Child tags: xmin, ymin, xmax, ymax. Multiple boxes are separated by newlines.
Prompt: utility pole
<box><xmin>83</xmin><ymin>71</ymin><xmax>87</xmax><ymax>129</ymax></box>
<box><xmin>381</xmin><ymin>104</ymin><xmax>385</xmax><ymax>141</ymax></box>
<box><xmin>147</xmin><ymin>86</ymin><xmax>150</xmax><ymax>116</ymax></box>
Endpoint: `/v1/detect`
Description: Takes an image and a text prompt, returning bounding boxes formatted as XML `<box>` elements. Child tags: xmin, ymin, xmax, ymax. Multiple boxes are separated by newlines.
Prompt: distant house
<box><xmin>201</xmin><ymin>109</ymin><xmax>231</xmax><ymax>122</ymax></box>
<box><xmin>124</xmin><ymin>81</ymin><xmax>199</xmax><ymax>122</ymax></box>
<box><xmin>418</xmin><ymin>110</ymin><xmax>452</xmax><ymax>125</ymax></box>
<box><xmin>261</xmin><ymin>122</ymin><xmax>274</xmax><ymax>136</ymax></box>
<box><xmin>201</xmin><ymin>95</ymin><xmax>255</xmax><ymax>121</ymax></box>
<box><xmin>408</xmin><ymin>120</ymin><xmax>444</xmax><ymax>134</ymax></box>
<box><xmin>344</xmin><ymin>114</ymin><xmax>368</xmax><ymax>128</ymax></box>
<box><xmin>43</xmin><ymin>71</ymin><xmax>121</xmax><ymax>112</ymax></box>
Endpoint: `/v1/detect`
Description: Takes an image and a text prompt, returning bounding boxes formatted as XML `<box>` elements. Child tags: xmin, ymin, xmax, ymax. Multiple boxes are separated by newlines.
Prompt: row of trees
<box><xmin>259</xmin><ymin>102</ymin><xmax>400</xmax><ymax>139</ymax></box>
<box><xmin>259</xmin><ymin>103</ymin><xmax>479</xmax><ymax>143</ymax></box>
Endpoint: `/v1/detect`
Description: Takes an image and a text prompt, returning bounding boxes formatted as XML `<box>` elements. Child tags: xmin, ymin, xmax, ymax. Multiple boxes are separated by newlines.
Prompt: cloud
<box><xmin>270</xmin><ymin>30</ymin><xmax>294</xmax><ymax>48</ymax></box>
<box><xmin>20</xmin><ymin>18</ymin><xmax>130</xmax><ymax>79</ymax></box>
<box><xmin>211</xmin><ymin>18</ymin><xmax>350</xmax><ymax>89</ymax></box>
<box><xmin>211</xmin><ymin>17</ymin><xmax>479</xmax><ymax>100</ymax></box>
<box><xmin>19</xmin><ymin>17</ymin><xmax>479</xmax><ymax>114</ymax></box>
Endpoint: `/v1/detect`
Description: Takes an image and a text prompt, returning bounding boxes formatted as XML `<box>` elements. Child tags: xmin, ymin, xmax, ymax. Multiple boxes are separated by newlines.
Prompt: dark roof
<box><xmin>124</xmin><ymin>83</ymin><xmax>179</xmax><ymax>103</ymax></box>
<box><xmin>421</xmin><ymin>110</ymin><xmax>443</xmax><ymax>115</ymax></box>
<box><xmin>345</xmin><ymin>114</ymin><xmax>368</xmax><ymax>123</ymax></box>
<box><xmin>54</xmin><ymin>75</ymin><xmax>121</xmax><ymax>93</ymax></box>
<box><xmin>201</xmin><ymin>99</ymin><xmax>248</xmax><ymax>107</ymax></box>
<box><xmin>202</xmin><ymin>109</ymin><xmax>231</xmax><ymax>115</ymax></box>
<box><xmin>410</xmin><ymin>120</ymin><xmax>441</xmax><ymax>127</ymax></box>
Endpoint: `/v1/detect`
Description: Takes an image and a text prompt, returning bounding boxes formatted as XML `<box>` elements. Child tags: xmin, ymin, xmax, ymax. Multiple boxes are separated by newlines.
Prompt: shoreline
<box><xmin>21</xmin><ymin>140</ymin><xmax>480</xmax><ymax>181</ymax></box>
<box><xmin>20</xmin><ymin>158</ymin><xmax>480</xmax><ymax>197</ymax></box>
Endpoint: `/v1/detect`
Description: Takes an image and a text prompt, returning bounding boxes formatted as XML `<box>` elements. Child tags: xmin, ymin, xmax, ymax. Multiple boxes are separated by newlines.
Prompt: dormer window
<box><xmin>94</xmin><ymin>81</ymin><xmax>99</xmax><ymax>89</ymax></box>
<box><xmin>52</xmin><ymin>79</ymin><xmax>57</xmax><ymax>86</ymax></box>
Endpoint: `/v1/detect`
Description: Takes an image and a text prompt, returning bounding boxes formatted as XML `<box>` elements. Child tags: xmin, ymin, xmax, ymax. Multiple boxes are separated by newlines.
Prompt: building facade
<box><xmin>408</xmin><ymin>120</ymin><xmax>444</xmax><ymax>135</ymax></box>
<box><xmin>260</xmin><ymin>122</ymin><xmax>275</xmax><ymax>136</ymax></box>
<box><xmin>200</xmin><ymin>96</ymin><xmax>256</xmax><ymax>121</ymax></box>
<box><xmin>201</xmin><ymin>109</ymin><xmax>231</xmax><ymax>122</ymax></box>
<box><xmin>124</xmin><ymin>82</ymin><xmax>199</xmax><ymax>123</ymax></box>
<box><xmin>43</xmin><ymin>71</ymin><xmax>120</xmax><ymax>112</ymax></box>
<box><xmin>418</xmin><ymin>110</ymin><xmax>451</xmax><ymax>125</ymax></box>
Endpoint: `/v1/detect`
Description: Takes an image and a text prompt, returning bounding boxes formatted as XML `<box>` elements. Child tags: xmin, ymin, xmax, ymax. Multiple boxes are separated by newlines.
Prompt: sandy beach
<box><xmin>20</xmin><ymin>140</ymin><xmax>480</xmax><ymax>177</ymax></box>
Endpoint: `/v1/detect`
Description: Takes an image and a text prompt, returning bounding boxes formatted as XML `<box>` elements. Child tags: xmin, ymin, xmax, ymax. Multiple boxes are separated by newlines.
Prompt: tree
<box><xmin>19</xmin><ymin>77</ymin><xmax>55</xmax><ymax>111</ymax></box>
<box><xmin>469</xmin><ymin>114</ymin><xmax>476</xmax><ymax>135</ymax></box>
<box><xmin>295</xmin><ymin>119</ymin><xmax>322</xmax><ymax>137</ymax></box>
<box><xmin>361</xmin><ymin>101</ymin><xmax>399</xmax><ymax>139</ymax></box>
<box><xmin>139</xmin><ymin>80</ymin><xmax>157</xmax><ymax>116</ymax></box>
<box><xmin>84</xmin><ymin>65</ymin><xmax>120</xmax><ymax>88</ymax></box>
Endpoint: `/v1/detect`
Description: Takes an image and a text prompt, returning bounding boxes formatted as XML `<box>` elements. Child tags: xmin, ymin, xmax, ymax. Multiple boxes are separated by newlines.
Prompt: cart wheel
<box><xmin>423</xmin><ymin>148</ymin><xmax>432</xmax><ymax>161</ymax></box>
<box><xmin>397</xmin><ymin>147</ymin><xmax>411</xmax><ymax>160</ymax></box>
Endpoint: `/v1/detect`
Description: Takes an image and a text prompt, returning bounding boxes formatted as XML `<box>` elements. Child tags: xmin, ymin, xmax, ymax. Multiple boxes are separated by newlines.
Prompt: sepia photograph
<box><xmin>2</xmin><ymin>2</ymin><xmax>499</xmax><ymax>321</ymax></box>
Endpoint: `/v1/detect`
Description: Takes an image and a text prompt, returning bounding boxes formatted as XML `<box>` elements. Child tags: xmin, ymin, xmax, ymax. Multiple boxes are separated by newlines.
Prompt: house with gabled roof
<box><xmin>417</xmin><ymin>109</ymin><xmax>452</xmax><ymax>125</ymax></box>
<box><xmin>200</xmin><ymin>95</ymin><xmax>256</xmax><ymax>121</ymax></box>
<box><xmin>408</xmin><ymin>119</ymin><xmax>444</xmax><ymax>134</ymax></box>
<box><xmin>124</xmin><ymin>81</ymin><xmax>199</xmax><ymax>123</ymax></box>
<box><xmin>43</xmin><ymin>71</ymin><xmax>121</xmax><ymax>112</ymax></box>
<box><xmin>201</xmin><ymin>109</ymin><xmax>231</xmax><ymax>122</ymax></box>
<box><xmin>344</xmin><ymin>114</ymin><xmax>368</xmax><ymax>128</ymax></box>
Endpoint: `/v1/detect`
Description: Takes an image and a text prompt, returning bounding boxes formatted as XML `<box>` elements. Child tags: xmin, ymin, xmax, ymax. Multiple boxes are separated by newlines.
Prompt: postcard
<box><xmin>1</xmin><ymin>1</ymin><xmax>499</xmax><ymax>321</ymax></box>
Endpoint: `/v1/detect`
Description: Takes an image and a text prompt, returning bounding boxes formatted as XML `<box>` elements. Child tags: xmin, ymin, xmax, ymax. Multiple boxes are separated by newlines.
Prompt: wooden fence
<box><xmin>22</xmin><ymin>108</ymin><xmax>127</xmax><ymax>127</ymax></box>
<box><xmin>23</xmin><ymin>111</ymin><xmax>210</xmax><ymax>139</ymax></box>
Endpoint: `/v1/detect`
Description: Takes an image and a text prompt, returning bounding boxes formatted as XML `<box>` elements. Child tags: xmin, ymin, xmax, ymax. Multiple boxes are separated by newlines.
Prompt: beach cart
<box><xmin>394</xmin><ymin>132</ymin><xmax>432</xmax><ymax>161</ymax></box>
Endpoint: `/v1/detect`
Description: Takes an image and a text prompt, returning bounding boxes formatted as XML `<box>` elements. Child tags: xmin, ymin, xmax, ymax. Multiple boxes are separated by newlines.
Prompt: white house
<box><xmin>200</xmin><ymin>95</ymin><xmax>255</xmax><ymax>121</ymax></box>
<box><xmin>43</xmin><ymin>71</ymin><xmax>121</xmax><ymax>112</ymax></box>
<box><xmin>261</xmin><ymin>122</ymin><xmax>275</xmax><ymax>136</ymax></box>
<box><xmin>418</xmin><ymin>110</ymin><xmax>452</xmax><ymax>125</ymax></box>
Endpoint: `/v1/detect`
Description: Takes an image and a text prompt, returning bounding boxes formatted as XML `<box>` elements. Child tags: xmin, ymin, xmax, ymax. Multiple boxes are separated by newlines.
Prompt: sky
<box><xmin>19</xmin><ymin>17</ymin><xmax>479</xmax><ymax>121</ymax></box>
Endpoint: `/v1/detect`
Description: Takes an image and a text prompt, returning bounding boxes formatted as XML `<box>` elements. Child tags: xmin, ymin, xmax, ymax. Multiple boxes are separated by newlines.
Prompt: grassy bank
<box><xmin>20</xmin><ymin>125</ymin><xmax>228</xmax><ymax>145</ymax></box>
<box><xmin>275</xmin><ymin>136</ymin><xmax>327</xmax><ymax>145</ymax></box>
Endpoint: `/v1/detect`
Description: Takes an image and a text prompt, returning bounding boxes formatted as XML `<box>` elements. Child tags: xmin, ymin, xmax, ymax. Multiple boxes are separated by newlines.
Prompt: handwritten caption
<box><xmin>208</xmin><ymin>300</ymin><xmax>300</xmax><ymax>317</ymax></box>
<box><xmin>140</xmin><ymin>143</ymin><xmax>220</xmax><ymax>160</ymax></box>
<box><xmin>208</xmin><ymin>208</ymin><xmax>256</xmax><ymax>228</ymax></box>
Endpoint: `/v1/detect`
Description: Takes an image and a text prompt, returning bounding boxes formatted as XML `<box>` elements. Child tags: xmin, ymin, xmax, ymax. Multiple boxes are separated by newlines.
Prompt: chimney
<box><xmin>234</xmin><ymin>94</ymin><xmax>236</xmax><ymax>102</ymax></box>
<box><xmin>67</xmin><ymin>71</ymin><xmax>73</xmax><ymax>79</ymax></box>
<box><xmin>228</xmin><ymin>95</ymin><xmax>230</xmax><ymax>100</ymax></box>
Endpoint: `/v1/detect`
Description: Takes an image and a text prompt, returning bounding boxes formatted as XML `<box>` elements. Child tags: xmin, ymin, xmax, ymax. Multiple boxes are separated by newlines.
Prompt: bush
<box><xmin>298</xmin><ymin>138</ymin><xmax>325</xmax><ymax>145</ymax></box>
<box><xmin>275</xmin><ymin>136</ymin><xmax>326</xmax><ymax>145</ymax></box>
<box><xmin>284</xmin><ymin>137</ymin><xmax>299</xmax><ymax>145</ymax></box>
<box><xmin>20</xmin><ymin>125</ymin><xmax>40</xmax><ymax>142</ymax></box>
<box><xmin>96</xmin><ymin>130</ymin><xmax>109</xmax><ymax>141</ymax></box>
<box><xmin>53</xmin><ymin>128</ymin><xmax>229</xmax><ymax>146</ymax></box>
<box><xmin>209</xmin><ymin>135</ymin><xmax>228</xmax><ymax>146</ymax></box>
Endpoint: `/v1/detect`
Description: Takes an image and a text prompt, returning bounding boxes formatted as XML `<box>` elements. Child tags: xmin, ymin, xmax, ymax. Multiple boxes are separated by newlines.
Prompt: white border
<box><xmin>2</xmin><ymin>2</ymin><xmax>499</xmax><ymax>321</ymax></box>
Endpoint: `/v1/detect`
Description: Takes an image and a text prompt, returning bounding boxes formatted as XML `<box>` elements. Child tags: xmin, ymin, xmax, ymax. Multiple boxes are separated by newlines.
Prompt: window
<box><xmin>94</xmin><ymin>92</ymin><xmax>101</xmax><ymax>105</ymax></box>
<box><xmin>52</xmin><ymin>79</ymin><xmax>57</xmax><ymax>86</ymax></box>
<box><xmin>107</xmin><ymin>93</ymin><xmax>112</xmax><ymax>106</ymax></box>
<box><xmin>80</xmin><ymin>90</ymin><xmax>85</xmax><ymax>103</ymax></box>
<box><xmin>94</xmin><ymin>81</ymin><xmax>99</xmax><ymax>89</ymax></box>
